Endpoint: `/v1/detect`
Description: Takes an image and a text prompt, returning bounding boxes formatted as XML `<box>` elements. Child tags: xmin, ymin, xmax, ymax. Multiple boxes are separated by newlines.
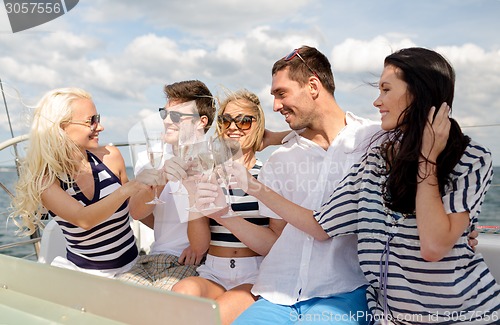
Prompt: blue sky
<box><xmin>1</xmin><ymin>0</ymin><xmax>500</xmax><ymax>166</ymax></box>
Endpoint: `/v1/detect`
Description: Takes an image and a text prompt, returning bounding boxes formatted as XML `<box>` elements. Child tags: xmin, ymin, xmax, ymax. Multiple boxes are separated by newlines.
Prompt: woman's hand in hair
<box><xmin>421</xmin><ymin>102</ymin><xmax>451</xmax><ymax>163</ymax></box>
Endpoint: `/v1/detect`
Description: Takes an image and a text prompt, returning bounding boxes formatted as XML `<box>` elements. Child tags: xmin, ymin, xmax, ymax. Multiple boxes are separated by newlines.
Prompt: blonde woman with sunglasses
<box><xmin>172</xmin><ymin>89</ymin><xmax>288</xmax><ymax>325</ymax></box>
<box><xmin>10</xmin><ymin>88</ymin><xmax>155</xmax><ymax>277</ymax></box>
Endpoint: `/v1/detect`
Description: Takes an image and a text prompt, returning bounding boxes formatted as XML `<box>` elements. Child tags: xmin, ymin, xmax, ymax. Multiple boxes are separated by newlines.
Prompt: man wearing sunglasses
<box><xmin>118</xmin><ymin>80</ymin><xmax>216</xmax><ymax>290</ymax></box>
<box><xmin>232</xmin><ymin>46</ymin><xmax>381</xmax><ymax>324</ymax></box>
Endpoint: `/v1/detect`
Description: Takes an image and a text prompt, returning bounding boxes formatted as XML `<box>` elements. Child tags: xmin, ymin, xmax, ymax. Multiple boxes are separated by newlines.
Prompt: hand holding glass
<box><xmin>211</xmin><ymin>136</ymin><xmax>242</xmax><ymax>217</ymax></box>
<box><xmin>171</xmin><ymin>122</ymin><xmax>200</xmax><ymax>195</ymax></box>
<box><xmin>145</xmin><ymin>133</ymin><xmax>165</xmax><ymax>204</ymax></box>
<box><xmin>186</xmin><ymin>141</ymin><xmax>224</xmax><ymax>214</ymax></box>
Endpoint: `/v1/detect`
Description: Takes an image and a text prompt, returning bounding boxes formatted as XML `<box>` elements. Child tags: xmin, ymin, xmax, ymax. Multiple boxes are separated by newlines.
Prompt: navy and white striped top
<box><xmin>50</xmin><ymin>151</ymin><xmax>138</xmax><ymax>271</ymax></box>
<box><xmin>210</xmin><ymin>160</ymin><xmax>269</xmax><ymax>248</ymax></box>
<box><xmin>315</xmin><ymin>142</ymin><xmax>499</xmax><ymax>324</ymax></box>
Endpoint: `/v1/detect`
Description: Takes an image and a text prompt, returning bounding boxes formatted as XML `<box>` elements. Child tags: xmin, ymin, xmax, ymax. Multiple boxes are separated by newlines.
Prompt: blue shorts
<box><xmin>232</xmin><ymin>286</ymin><xmax>372</xmax><ymax>325</ymax></box>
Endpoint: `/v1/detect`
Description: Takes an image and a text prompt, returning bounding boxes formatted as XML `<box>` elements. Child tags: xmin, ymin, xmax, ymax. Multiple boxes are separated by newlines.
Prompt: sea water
<box><xmin>1</xmin><ymin>167</ymin><xmax>500</xmax><ymax>258</ymax></box>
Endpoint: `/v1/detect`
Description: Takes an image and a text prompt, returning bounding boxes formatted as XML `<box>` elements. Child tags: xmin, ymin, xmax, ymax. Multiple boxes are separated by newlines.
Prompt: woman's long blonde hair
<box><xmin>10</xmin><ymin>88</ymin><xmax>92</xmax><ymax>235</ymax></box>
<box><xmin>216</xmin><ymin>89</ymin><xmax>265</xmax><ymax>153</ymax></box>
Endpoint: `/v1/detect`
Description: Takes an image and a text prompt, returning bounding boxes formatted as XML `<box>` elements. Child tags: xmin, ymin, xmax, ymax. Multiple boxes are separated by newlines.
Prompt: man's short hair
<box><xmin>272</xmin><ymin>46</ymin><xmax>336</xmax><ymax>95</ymax></box>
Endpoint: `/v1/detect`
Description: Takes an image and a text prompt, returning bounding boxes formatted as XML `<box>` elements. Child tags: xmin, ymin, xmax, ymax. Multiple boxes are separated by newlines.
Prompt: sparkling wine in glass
<box><xmin>211</xmin><ymin>136</ymin><xmax>242</xmax><ymax>217</ymax></box>
<box><xmin>186</xmin><ymin>141</ymin><xmax>219</xmax><ymax>213</ymax></box>
<box><xmin>145</xmin><ymin>133</ymin><xmax>165</xmax><ymax>204</ymax></box>
<box><xmin>170</xmin><ymin>121</ymin><xmax>200</xmax><ymax>195</ymax></box>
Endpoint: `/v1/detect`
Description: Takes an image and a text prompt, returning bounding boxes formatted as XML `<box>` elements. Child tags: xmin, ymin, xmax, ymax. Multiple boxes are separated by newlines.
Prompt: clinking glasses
<box><xmin>68</xmin><ymin>114</ymin><xmax>100</xmax><ymax>131</ymax></box>
<box><xmin>218</xmin><ymin>114</ymin><xmax>256</xmax><ymax>131</ymax></box>
<box><xmin>159</xmin><ymin>108</ymin><xmax>198</xmax><ymax>123</ymax></box>
<box><xmin>284</xmin><ymin>48</ymin><xmax>320</xmax><ymax>80</ymax></box>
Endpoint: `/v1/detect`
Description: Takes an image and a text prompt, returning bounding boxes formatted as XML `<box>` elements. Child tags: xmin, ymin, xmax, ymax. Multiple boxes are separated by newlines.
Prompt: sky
<box><xmin>1</xmin><ymin>0</ymin><xmax>500</xmax><ymax>166</ymax></box>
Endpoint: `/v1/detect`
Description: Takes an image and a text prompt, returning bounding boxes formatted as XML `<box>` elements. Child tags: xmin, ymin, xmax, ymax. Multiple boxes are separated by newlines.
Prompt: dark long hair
<box><xmin>381</xmin><ymin>47</ymin><xmax>470</xmax><ymax>214</ymax></box>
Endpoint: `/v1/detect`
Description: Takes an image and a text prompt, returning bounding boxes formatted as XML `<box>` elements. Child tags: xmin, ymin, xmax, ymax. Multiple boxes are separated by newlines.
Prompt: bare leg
<box><xmin>171</xmin><ymin>276</ymin><xmax>225</xmax><ymax>300</ymax></box>
<box><xmin>216</xmin><ymin>283</ymin><xmax>256</xmax><ymax>325</ymax></box>
<box><xmin>173</xmin><ymin>278</ymin><xmax>256</xmax><ymax>325</ymax></box>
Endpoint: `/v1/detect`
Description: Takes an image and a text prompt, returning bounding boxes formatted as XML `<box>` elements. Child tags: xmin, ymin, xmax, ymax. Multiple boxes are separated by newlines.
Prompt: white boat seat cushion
<box><xmin>38</xmin><ymin>219</ymin><xmax>67</xmax><ymax>264</ymax></box>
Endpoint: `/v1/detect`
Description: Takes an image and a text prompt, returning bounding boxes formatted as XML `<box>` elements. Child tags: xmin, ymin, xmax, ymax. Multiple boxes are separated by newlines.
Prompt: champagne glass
<box><xmin>145</xmin><ymin>133</ymin><xmax>165</xmax><ymax>205</ymax></box>
<box><xmin>170</xmin><ymin>121</ymin><xmax>199</xmax><ymax>195</ymax></box>
<box><xmin>211</xmin><ymin>136</ymin><xmax>242</xmax><ymax>217</ymax></box>
<box><xmin>196</xmin><ymin>143</ymin><xmax>216</xmax><ymax>179</ymax></box>
<box><xmin>186</xmin><ymin>140</ymin><xmax>220</xmax><ymax>213</ymax></box>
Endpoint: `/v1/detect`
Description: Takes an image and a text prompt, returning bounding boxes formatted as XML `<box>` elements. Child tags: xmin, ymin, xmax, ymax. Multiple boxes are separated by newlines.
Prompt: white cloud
<box><xmin>215</xmin><ymin>40</ymin><xmax>246</xmax><ymax>63</ymax></box>
<box><xmin>434</xmin><ymin>44</ymin><xmax>500</xmax><ymax>124</ymax></box>
<box><xmin>0</xmin><ymin>57</ymin><xmax>59</xmax><ymax>86</ymax></box>
<box><xmin>79</xmin><ymin>0</ymin><xmax>313</xmax><ymax>37</ymax></box>
<box><xmin>331</xmin><ymin>36</ymin><xmax>416</xmax><ymax>73</ymax></box>
<box><xmin>439</xmin><ymin>43</ymin><xmax>488</xmax><ymax>65</ymax></box>
<box><xmin>1</xmin><ymin>0</ymin><xmax>500</xmax><ymax>166</ymax></box>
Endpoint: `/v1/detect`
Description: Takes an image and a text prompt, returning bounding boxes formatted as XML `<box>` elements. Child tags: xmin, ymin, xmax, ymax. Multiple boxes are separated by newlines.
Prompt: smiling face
<box><xmin>373</xmin><ymin>65</ymin><xmax>412</xmax><ymax>131</ymax></box>
<box><xmin>63</xmin><ymin>98</ymin><xmax>103</xmax><ymax>149</ymax></box>
<box><xmin>162</xmin><ymin>100</ymin><xmax>203</xmax><ymax>145</ymax></box>
<box><xmin>271</xmin><ymin>68</ymin><xmax>316</xmax><ymax>130</ymax></box>
<box><xmin>219</xmin><ymin>100</ymin><xmax>259</xmax><ymax>152</ymax></box>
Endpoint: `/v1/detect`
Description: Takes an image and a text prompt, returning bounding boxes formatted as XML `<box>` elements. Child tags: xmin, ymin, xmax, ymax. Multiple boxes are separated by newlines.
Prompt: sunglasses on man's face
<box><xmin>159</xmin><ymin>108</ymin><xmax>198</xmax><ymax>123</ymax></box>
<box><xmin>68</xmin><ymin>114</ymin><xmax>100</xmax><ymax>131</ymax></box>
<box><xmin>284</xmin><ymin>48</ymin><xmax>320</xmax><ymax>80</ymax></box>
<box><xmin>218</xmin><ymin>114</ymin><xmax>256</xmax><ymax>131</ymax></box>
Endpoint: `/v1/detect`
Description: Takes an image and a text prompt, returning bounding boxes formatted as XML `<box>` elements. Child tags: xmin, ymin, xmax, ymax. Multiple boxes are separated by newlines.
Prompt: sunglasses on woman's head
<box><xmin>218</xmin><ymin>114</ymin><xmax>256</xmax><ymax>131</ymax></box>
<box><xmin>284</xmin><ymin>48</ymin><xmax>320</xmax><ymax>80</ymax></box>
<box><xmin>159</xmin><ymin>108</ymin><xmax>198</xmax><ymax>123</ymax></box>
<box><xmin>68</xmin><ymin>114</ymin><xmax>100</xmax><ymax>131</ymax></box>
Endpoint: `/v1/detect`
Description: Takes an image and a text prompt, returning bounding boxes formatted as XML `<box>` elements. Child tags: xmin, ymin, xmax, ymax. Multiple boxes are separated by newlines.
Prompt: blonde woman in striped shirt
<box><xmin>11</xmin><ymin>88</ymin><xmax>153</xmax><ymax>277</ymax></box>
<box><xmin>172</xmin><ymin>89</ymin><xmax>287</xmax><ymax>325</ymax></box>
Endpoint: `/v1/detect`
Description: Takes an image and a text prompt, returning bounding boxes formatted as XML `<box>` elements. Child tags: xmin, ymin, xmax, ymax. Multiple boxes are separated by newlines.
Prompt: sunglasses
<box><xmin>68</xmin><ymin>114</ymin><xmax>100</xmax><ymax>131</ymax></box>
<box><xmin>159</xmin><ymin>108</ymin><xmax>198</xmax><ymax>123</ymax></box>
<box><xmin>284</xmin><ymin>48</ymin><xmax>320</xmax><ymax>80</ymax></box>
<box><xmin>218</xmin><ymin>114</ymin><xmax>256</xmax><ymax>131</ymax></box>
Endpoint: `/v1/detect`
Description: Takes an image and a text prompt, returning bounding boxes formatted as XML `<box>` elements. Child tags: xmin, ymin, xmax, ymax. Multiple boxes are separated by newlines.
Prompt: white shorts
<box><xmin>196</xmin><ymin>254</ymin><xmax>264</xmax><ymax>291</ymax></box>
<box><xmin>51</xmin><ymin>255</ymin><xmax>138</xmax><ymax>278</ymax></box>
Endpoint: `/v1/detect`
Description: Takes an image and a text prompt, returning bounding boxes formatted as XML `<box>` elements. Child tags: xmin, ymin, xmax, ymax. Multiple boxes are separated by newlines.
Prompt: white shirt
<box><xmin>134</xmin><ymin>144</ymin><xmax>189</xmax><ymax>257</ymax></box>
<box><xmin>253</xmin><ymin>112</ymin><xmax>381</xmax><ymax>305</ymax></box>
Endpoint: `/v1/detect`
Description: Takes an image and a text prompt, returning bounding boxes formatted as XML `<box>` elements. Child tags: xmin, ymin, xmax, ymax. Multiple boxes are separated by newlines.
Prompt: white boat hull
<box><xmin>476</xmin><ymin>233</ymin><xmax>500</xmax><ymax>282</ymax></box>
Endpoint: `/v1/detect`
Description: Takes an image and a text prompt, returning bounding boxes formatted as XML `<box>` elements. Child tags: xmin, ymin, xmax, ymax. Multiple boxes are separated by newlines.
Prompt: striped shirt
<box><xmin>315</xmin><ymin>142</ymin><xmax>499</xmax><ymax>324</ymax></box>
<box><xmin>210</xmin><ymin>160</ymin><xmax>269</xmax><ymax>248</ymax></box>
<box><xmin>50</xmin><ymin>151</ymin><xmax>138</xmax><ymax>271</ymax></box>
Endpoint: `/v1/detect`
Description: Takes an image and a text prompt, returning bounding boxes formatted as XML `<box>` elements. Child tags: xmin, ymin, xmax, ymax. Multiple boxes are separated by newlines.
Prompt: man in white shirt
<box><xmin>117</xmin><ymin>80</ymin><xmax>216</xmax><ymax>290</ymax></box>
<box><xmin>232</xmin><ymin>46</ymin><xmax>378</xmax><ymax>324</ymax></box>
